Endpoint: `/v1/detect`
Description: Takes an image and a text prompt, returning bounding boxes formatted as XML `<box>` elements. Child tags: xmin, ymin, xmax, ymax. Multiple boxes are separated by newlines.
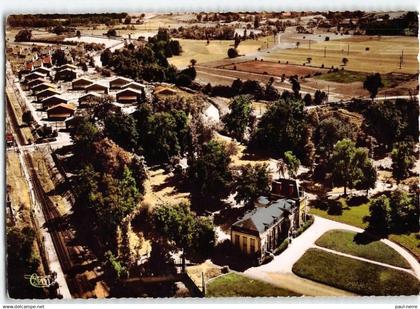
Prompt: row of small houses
<box><xmin>23</xmin><ymin>69</ymin><xmax>147</xmax><ymax>121</ymax></box>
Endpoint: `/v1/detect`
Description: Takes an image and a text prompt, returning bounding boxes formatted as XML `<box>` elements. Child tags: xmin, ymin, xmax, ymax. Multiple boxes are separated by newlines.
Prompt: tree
<box><xmin>234</xmin><ymin>163</ymin><xmax>270</xmax><ymax>205</ymax></box>
<box><xmin>52</xmin><ymin>25</ymin><xmax>66</xmax><ymax>35</ymax></box>
<box><xmin>72</xmin><ymin>118</ymin><xmax>100</xmax><ymax>164</ymax></box>
<box><xmin>103</xmin><ymin>250</ymin><xmax>128</xmax><ymax>281</ymax></box>
<box><xmin>107</xmin><ymin>28</ymin><xmax>117</xmax><ymax>37</ymax></box>
<box><xmin>351</xmin><ymin>147</ymin><xmax>377</xmax><ymax>195</ymax></box>
<box><xmin>389</xmin><ymin>190</ymin><xmax>418</xmax><ymax>232</ymax></box>
<box><xmin>7</xmin><ymin>226</ymin><xmax>44</xmax><ymax>299</ymax></box>
<box><xmin>76</xmin><ymin>30</ymin><xmax>81</xmax><ymax>38</ymax></box>
<box><xmin>15</xmin><ymin>29</ymin><xmax>32</xmax><ymax>42</ymax></box>
<box><xmin>124</xmin><ymin>16</ymin><xmax>132</xmax><ymax>24</ymax></box>
<box><xmin>100</xmin><ymin>48</ymin><xmax>113</xmax><ymax>66</ymax></box>
<box><xmin>330</xmin><ymin>139</ymin><xmax>356</xmax><ymax>196</ymax></box>
<box><xmin>342</xmin><ymin>57</ymin><xmax>349</xmax><ymax>66</ymax></box>
<box><xmin>330</xmin><ymin>139</ymin><xmax>377</xmax><ymax>196</ymax></box>
<box><xmin>227</xmin><ymin>47</ymin><xmax>239</xmax><ymax>58</ymax></box>
<box><xmin>315</xmin><ymin>116</ymin><xmax>357</xmax><ymax>156</ymax></box>
<box><xmin>129</xmin><ymin>156</ymin><xmax>147</xmax><ymax>195</ymax></box>
<box><xmin>303</xmin><ymin>93</ymin><xmax>312</xmax><ymax>106</ymax></box>
<box><xmin>307</xmin><ymin>57</ymin><xmax>312</xmax><ymax>64</ymax></box>
<box><xmin>284</xmin><ymin>151</ymin><xmax>300</xmax><ymax>178</ymax></box>
<box><xmin>22</xmin><ymin>110</ymin><xmax>34</xmax><ymax>125</ymax></box>
<box><xmin>222</xmin><ymin>96</ymin><xmax>253</xmax><ymax>141</ymax></box>
<box><xmin>290</xmin><ymin>76</ymin><xmax>300</xmax><ymax>97</ymax></box>
<box><xmin>314</xmin><ymin>90</ymin><xmax>328</xmax><ymax>105</ymax></box>
<box><xmin>52</xmin><ymin>49</ymin><xmax>68</xmax><ymax>66</ymax></box>
<box><xmin>391</xmin><ymin>141</ymin><xmax>416</xmax><ymax>184</ymax></box>
<box><xmin>365</xmin><ymin>195</ymin><xmax>391</xmax><ymax>237</ymax></box>
<box><xmin>152</xmin><ymin>203</ymin><xmax>215</xmax><ymax>265</ymax></box>
<box><xmin>144</xmin><ymin>111</ymin><xmax>188</xmax><ymax>163</ymax></box>
<box><xmin>254</xmin><ymin>15</ymin><xmax>260</xmax><ymax>29</ymax></box>
<box><xmin>104</xmin><ymin>112</ymin><xmax>139</xmax><ymax>152</ymax></box>
<box><xmin>363</xmin><ymin>73</ymin><xmax>384</xmax><ymax>99</ymax></box>
<box><xmin>188</xmin><ymin>140</ymin><xmax>233</xmax><ymax>202</ymax></box>
<box><xmin>250</xmin><ymin>98</ymin><xmax>310</xmax><ymax>161</ymax></box>
<box><xmin>296</xmin><ymin>41</ymin><xmax>300</xmax><ymax>48</ymax></box>
<box><xmin>190</xmin><ymin>59</ymin><xmax>197</xmax><ymax>67</ymax></box>
<box><xmin>364</xmin><ymin>99</ymin><xmax>418</xmax><ymax>148</ymax></box>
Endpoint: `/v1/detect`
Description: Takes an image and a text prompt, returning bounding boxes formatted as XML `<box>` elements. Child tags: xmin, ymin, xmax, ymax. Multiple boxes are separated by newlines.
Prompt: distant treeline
<box><xmin>7</xmin><ymin>13</ymin><xmax>128</xmax><ymax>28</ymax></box>
<box><xmin>364</xmin><ymin>12</ymin><xmax>418</xmax><ymax>35</ymax></box>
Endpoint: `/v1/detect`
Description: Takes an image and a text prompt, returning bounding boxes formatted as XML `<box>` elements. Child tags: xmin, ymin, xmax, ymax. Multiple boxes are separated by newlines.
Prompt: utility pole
<box><xmin>308</xmin><ymin>39</ymin><xmax>311</xmax><ymax>50</ymax></box>
<box><xmin>347</xmin><ymin>43</ymin><xmax>350</xmax><ymax>56</ymax></box>
<box><xmin>399</xmin><ymin>50</ymin><xmax>404</xmax><ymax>69</ymax></box>
<box><xmin>324</xmin><ymin>47</ymin><xmax>326</xmax><ymax>58</ymax></box>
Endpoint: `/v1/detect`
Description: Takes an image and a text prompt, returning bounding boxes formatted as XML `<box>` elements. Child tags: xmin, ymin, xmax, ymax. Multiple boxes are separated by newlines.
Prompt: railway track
<box><xmin>25</xmin><ymin>153</ymin><xmax>74</xmax><ymax>273</ymax></box>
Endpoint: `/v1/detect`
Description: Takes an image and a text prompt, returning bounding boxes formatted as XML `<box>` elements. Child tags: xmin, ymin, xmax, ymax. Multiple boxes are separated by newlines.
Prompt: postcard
<box><xmin>5</xmin><ymin>9</ymin><xmax>419</xmax><ymax>300</ymax></box>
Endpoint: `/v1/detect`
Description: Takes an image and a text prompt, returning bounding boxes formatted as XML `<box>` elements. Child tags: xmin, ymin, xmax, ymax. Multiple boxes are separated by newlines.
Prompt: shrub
<box><xmin>273</xmin><ymin>239</ymin><xmax>289</xmax><ymax>255</ymax></box>
<box><xmin>228</xmin><ymin>48</ymin><xmax>238</xmax><ymax>58</ymax></box>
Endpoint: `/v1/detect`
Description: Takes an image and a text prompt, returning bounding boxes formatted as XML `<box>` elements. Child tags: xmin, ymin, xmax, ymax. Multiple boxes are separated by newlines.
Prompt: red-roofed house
<box><xmin>47</xmin><ymin>103</ymin><xmax>76</xmax><ymax>120</ymax></box>
<box><xmin>116</xmin><ymin>88</ymin><xmax>143</xmax><ymax>104</ymax></box>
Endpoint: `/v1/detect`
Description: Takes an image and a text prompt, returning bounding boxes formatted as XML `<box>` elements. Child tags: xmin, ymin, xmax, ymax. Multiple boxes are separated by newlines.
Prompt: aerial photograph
<box><xmin>5</xmin><ymin>11</ymin><xmax>419</xmax><ymax>299</ymax></box>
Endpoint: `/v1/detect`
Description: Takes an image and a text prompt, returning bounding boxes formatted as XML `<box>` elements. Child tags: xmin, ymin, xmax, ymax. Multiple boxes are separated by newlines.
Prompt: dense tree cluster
<box><xmin>391</xmin><ymin>141</ymin><xmax>416</xmax><ymax>184</ymax></box>
<box><xmin>72</xmin><ymin>119</ymin><xmax>146</xmax><ymax>249</ymax></box>
<box><xmin>233</xmin><ymin>163</ymin><xmax>271</xmax><ymax>206</ymax></box>
<box><xmin>364</xmin><ymin>12</ymin><xmax>418</xmax><ymax>36</ymax></box>
<box><xmin>170</xmin><ymin>25</ymin><xmax>236</xmax><ymax>40</ymax></box>
<box><xmin>248</xmin><ymin>97</ymin><xmax>313</xmax><ymax>162</ymax></box>
<box><xmin>102</xmin><ymin>29</ymin><xmax>186</xmax><ymax>84</ymax></box>
<box><xmin>330</xmin><ymin>139</ymin><xmax>376</xmax><ymax>196</ymax></box>
<box><xmin>7</xmin><ymin>226</ymin><xmax>45</xmax><ymax>299</ymax></box>
<box><xmin>8</xmin><ymin>13</ymin><xmax>127</xmax><ymax>28</ymax></box>
<box><xmin>222</xmin><ymin>96</ymin><xmax>254</xmax><ymax>142</ymax></box>
<box><xmin>314</xmin><ymin>112</ymin><xmax>359</xmax><ymax>156</ymax></box>
<box><xmin>14</xmin><ymin>29</ymin><xmax>32</xmax><ymax>42</ymax></box>
<box><xmin>360</xmin><ymin>98</ymin><xmax>418</xmax><ymax>148</ymax></box>
<box><xmin>365</xmin><ymin>190</ymin><xmax>418</xmax><ymax>237</ymax></box>
<box><xmin>188</xmin><ymin>140</ymin><xmax>233</xmax><ymax>203</ymax></box>
<box><xmin>152</xmin><ymin>203</ymin><xmax>216</xmax><ymax>262</ymax></box>
<box><xmin>103</xmin><ymin>105</ymin><xmax>190</xmax><ymax>164</ymax></box>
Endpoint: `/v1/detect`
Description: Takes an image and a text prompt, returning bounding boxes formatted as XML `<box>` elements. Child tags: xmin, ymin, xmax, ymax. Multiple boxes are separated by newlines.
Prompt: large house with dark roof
<box><xmin>230</xmin><ymin>178</ymin><xmax>307</xmax><ymax>263</ymax></box>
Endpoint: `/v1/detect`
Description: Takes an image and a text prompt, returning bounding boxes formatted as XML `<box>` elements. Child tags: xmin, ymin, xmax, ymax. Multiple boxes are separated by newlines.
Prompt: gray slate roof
<box><xmin>232</xmin><ymin>198</ymin><xmax>295</xmax><ymax>234</ymax></box>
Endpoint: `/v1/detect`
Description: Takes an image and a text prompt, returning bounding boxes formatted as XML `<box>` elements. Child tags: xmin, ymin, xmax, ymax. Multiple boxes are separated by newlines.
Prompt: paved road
<box><xmin>244</xmin><ymin>215</ymin><xmax>419</xmax><ymax>296</ymax></box>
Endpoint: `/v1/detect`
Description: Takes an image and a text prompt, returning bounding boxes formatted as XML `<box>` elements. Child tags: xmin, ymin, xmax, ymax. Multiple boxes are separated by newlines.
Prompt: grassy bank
<box><xmin>310</xmin><ymin>199</ymin><xmax>420</xmax><ymax>260</ymax></box>
<box><xmin>206</xmin><ymin>273</ymin><xmax>300</xmax><ymax>297</ymax></box>
<box><xmin>315</xmin><ymin>229</ymin><xmax>411</xmax><ymax>268</ymax></box>
<box><xmin>293</xmin><ymin>248</ymin><xmax>419</xmax><ymax>296</ymax></box>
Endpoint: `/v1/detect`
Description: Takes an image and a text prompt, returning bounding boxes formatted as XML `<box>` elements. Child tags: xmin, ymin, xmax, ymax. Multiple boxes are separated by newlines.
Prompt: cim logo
<box><xmin>24</xmin><ymin>273</ymin><xmax>55</xmax><ymax>288</ymax></box>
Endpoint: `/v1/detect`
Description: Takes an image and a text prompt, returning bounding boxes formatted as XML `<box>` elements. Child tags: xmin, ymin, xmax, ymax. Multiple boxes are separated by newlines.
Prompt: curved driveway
<box><xmin>244</xmin><ymin>215</ymin><xmax>419</xmax><ymax>296</ymax></box>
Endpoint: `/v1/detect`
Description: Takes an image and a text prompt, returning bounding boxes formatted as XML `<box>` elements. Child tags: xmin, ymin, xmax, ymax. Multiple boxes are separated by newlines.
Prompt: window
<box><xmin>235</xmin><ymin>234</ymin><xmax>240</xmax><ymax>247</ymax></box>
<box><xmin>242</xmin><ymin>236</ymin><xmax>247</xmax><ymax>252</ymax></box>
<box><xmin>250</xmin><ymin>239</ymin><xmax>255</xmax><ymax>253</ymax></box>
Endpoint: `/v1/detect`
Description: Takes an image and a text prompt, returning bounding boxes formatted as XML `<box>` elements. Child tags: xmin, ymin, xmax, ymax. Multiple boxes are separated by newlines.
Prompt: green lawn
<box><xmin>206</xmin><ymin>273</ymin><xmax>301</xmax><ymax>297</ymax></box>
<box><xmin>316</xmin><ymin>70</ymin><xmax>368</xmax><ymax>83</ymax></box>
<box><xmin>293</xmin><ymin>248</ymin><xmax>419</xmax><ymax>296</ymax></box>
<box><xmin>310</xmin><ymin>199</ymin><xmax>420</xmax><ymax>260</ymax></box>
<box><xmin>316</xmin><ymin>229</ymin><xmax>411</xmax><ymax>269</ymax></box>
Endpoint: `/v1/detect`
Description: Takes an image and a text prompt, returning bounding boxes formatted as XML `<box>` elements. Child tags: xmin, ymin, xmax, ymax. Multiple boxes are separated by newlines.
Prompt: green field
<box><xmin>206</xmin><ymin>273</ymin><xmax>300</xmax><ymax>297</ymax></box>
<box><xmin>316</xmin><ymin>70</ymin><xmax>368</xmax><ymax>83</ymax></box>
<box><xmin>293</xmin><ymin>248</ymin><xmax>419</xmax><ymax>296</ymax></box>
<box><xmin>261</xmin><ymin>36</ymin><xmax>418</xmax><ymax>74</ymax></box>
<box><xmin>310</xmin><ymin>199</ymin><xmax>420</xmax><ymax>260</ymax></box>
<box><xmin>316</xmin><ymin>230</ymin><xmax>411</xmax><ymax>268</ymax></box>
<box><xmin>169</xmin><ymin>36</ymin><xmax>275</xmax><ymax>68</ymax></box>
